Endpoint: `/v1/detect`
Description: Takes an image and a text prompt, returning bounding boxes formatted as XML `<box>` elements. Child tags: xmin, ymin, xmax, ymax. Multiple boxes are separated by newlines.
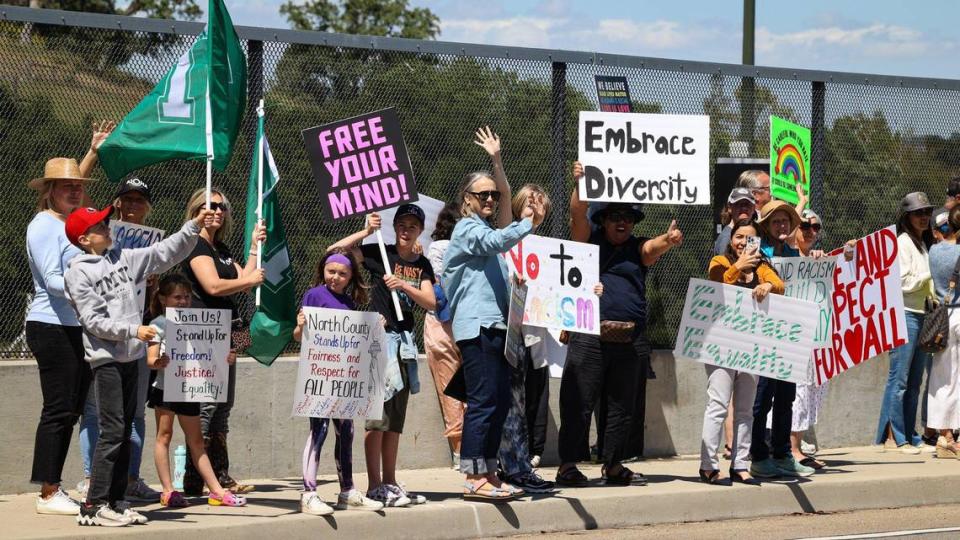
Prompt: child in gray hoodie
<box><xmin>64</xmin><ymin>204</ymin><xmax>213</xmax><ymax>527</ymax></box>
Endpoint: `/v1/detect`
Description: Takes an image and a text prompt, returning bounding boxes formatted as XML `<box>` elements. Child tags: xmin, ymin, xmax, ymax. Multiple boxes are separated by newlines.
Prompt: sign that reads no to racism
<box><xmin>302</xmin><ymin>107</ymin><xmax>419</xmax><ymax>222</ymax></box>
<box><xmin>577</xmin><ymin>111</ymin><xmax>710</xmax><ymax>205</ymax></box>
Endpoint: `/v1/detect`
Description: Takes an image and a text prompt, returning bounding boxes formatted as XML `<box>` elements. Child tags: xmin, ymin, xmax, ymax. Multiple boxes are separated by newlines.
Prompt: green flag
<box><xmin>98</xmin><ymin>0</ymin><xmax>246</xmax><ymax>181</ymax></box>
<box><xmin>244</xmin><ymin>105</ymin><xmax>296</xmax><ymax>366</ymax></box>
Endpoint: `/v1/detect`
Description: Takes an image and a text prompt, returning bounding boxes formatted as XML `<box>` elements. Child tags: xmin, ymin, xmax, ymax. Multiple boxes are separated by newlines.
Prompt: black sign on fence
<box><xmin>595</xmin><ymin>75</ymin><xmax>633</xmax><ymax>113</ymax></box>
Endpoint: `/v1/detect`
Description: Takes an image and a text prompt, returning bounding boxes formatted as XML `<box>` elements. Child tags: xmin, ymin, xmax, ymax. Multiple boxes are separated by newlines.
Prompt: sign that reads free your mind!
<box><xmin>674</xmin><ymin>278</ymin><xmax>820</xmax><ymax>385</ymax></box>
<box><xmin>302</xmin><ymin>107</ymin><xmax>418</xmax><ymax>222</ymax></box>
<box><xmin>577</xmin><ymin>111</ymin><xmax>710</xmax><ymax>205</ymax></box>
<box><xmin>292</xmin><ymin>307</ymin><xmax>387</xmax><ymax>420</ymax></box>
<box><xmin>163</xmin><ymin>308</ymin><xmax>231</xmax><ymax>403</ymax></box>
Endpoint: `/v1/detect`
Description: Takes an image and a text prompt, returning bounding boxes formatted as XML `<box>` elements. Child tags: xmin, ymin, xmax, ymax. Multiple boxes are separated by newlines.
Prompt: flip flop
<box><xmin>463</xmin><ymin>479</ymin><xmax>515</xmax><ymax>502</ymax></box>
<box><xmin>799</xmin><ymin>457</ymin><xmax>825</xmax><ymax>470</ymax></box>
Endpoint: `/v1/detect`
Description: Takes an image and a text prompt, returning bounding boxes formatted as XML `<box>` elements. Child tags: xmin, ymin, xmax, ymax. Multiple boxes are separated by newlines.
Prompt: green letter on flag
<box><xmin>98</xmin><ymin>0</ymin><xmax>246</xmax><ymax>181</ymax></box>
<box><xmin>244</xmin><ymin>105</ymin><xmax>296</xmax><ymax>366</ymax></box>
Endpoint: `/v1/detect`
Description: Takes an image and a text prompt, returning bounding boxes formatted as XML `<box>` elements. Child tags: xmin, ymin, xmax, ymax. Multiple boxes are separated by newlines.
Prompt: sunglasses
<box><xmin>911</xmin><ymin>208</ymin><xmax>933</xmax><ymax>216</ymax></box>
<box><xmin>799</xmin><ymin>222</ymin><xmax>822</xmax><ymax>232</ymax></box>
<box><xmin>469</xmin><ymin>190</ymin><xmax>501</xmax><ymax>202</ymax></box>
<box><xmin>203</xmin><ymin>202</ymin><xmax>228</xmax><ymax>212</ymax></box>
<box><xmin>605</xmin><ymin>212</ymin><xmax>637</xmax><ymax>224</ymax></box>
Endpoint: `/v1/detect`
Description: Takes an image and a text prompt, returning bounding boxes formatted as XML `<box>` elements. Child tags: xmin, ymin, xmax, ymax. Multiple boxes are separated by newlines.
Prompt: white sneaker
<box><xmin>113</xmin><ymin>501</ymin><xmax>148</xmax><ymax>524</ymax></box>
<box><xmin>366</xmin><ymin>485</ymin><xmax>410</xmax><ymax>508</ymax></box>
<box><xmin>452</xmin><ymin>453</ymin><xmax>460</xmax><ymax>470</ymax></box>
<box><xmin>335</xmin><ymin>489</ymin><xmax>384</xmax><ymax>511</ymax></box>
<box><xmin>800</xmin><ymin>441</ymin><xmax>817</xmax><ymax>456</ymax></box>
<box><xmin>387</xmin><ymin>483</ymin><xmax>426</xmax><ymax>505</ymax></box>
<box><xmin>76</xmin><ymin>479</ymin><xmax>89</xmax><ymax>500</ymax></box>
<box><xmin>530</xmin><ymin>455</ymin><xmax>542</xmax><ymax>468</ymax></box>
<box><xmin>77</xmin><ymin>503</ymin><xmax>131</xmax><ymax>527</ymax></box>
<box><xmin>125</xmin><ymin>478</ymin><xmax>161</xmax><ymax>502</ymax></box>
<box><xmin>300</xmin><ymin>492</ymin><xmax>334</xmax><ymax>516</ymax></box>
<box><xmin>916</xmin><ymin>443</ymin><xmax>937</xmax><ymax>454</ymax></box>
<box><xmin>36</xmin><ymin>488</ymin><xmax>80</xmax><ymax>515</ymax></box>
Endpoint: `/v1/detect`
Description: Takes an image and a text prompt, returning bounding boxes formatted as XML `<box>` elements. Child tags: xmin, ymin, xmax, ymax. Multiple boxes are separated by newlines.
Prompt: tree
<box><xmin>279</xmin><ymin>0</ymin><xmax>439</xmax><ymax>38</ymax></box>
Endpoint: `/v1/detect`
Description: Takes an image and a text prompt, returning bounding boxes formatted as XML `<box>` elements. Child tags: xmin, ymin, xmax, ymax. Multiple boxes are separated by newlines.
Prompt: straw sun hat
<box><xmin>28</xmin><ymin>158</ymin><xmax>97</xmax><ymax>191</ymax></box>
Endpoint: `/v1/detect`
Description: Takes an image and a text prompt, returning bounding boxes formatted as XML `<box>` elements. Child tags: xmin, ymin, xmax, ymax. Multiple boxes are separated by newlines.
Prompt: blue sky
<box><xmin>223</xmin><ymin>1</ymin><xmax>958</xmax><ymax>79</ymax></box>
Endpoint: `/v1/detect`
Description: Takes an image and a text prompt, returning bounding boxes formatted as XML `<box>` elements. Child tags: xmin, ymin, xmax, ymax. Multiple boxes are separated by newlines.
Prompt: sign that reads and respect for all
<box><xmin>673</xmin><ymin>278</ymin><xmax>820</xmax><ymax>384</ymax></box>
<box><xmin>163</xmin><ymin>308</ymin><xmax>231</xmax><ymax>403</ymax></box>
<box><xmin>504</xmin><ymin>235</ymin><xmax>601</xmax><ymax>335</ymax></box>
<box><xmin>577</xmin><ymin>111</ymin><xmax>710</xmax><ymax>205</ymax></box>
<box><xmin>292</xmin><ymin>307</ymin><xmax>387</xmax><ymax>420</ymax></box>
<box><xmin>302</xmin><ymin>107</ymin><xmax>418</xmax><ymax>222</ymax></box>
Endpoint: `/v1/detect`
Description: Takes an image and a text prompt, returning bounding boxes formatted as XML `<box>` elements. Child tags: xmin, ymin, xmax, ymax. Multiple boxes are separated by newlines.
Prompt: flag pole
<box><xmin>204</xmin><ymin>62</ymin><xmax>214</xmax><ymax>209</ymax></box>
<box><xmin>255</xmin><ymin>99</ymin><xmax>265</xmax><ymax>307</ymax></box>
<box><xmin>376</xmin><ymin>228</ymin><xmax>404</xmax><ymax>322</ymax></box>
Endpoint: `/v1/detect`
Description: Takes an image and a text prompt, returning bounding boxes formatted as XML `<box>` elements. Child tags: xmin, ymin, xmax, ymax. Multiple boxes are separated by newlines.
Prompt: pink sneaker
<box><xmin>160</xmin><ymin>491</ymin><xmax>190</xmax><ymax>508</ymax></box>
<box><xmin>208</xmin><ymin>490</ymin><xmax>246</xmax><ymax>507</ymax></box>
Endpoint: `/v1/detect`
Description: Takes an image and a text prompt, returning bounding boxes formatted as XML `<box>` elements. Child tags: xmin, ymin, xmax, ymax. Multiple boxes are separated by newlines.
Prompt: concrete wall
<box><xmin>0</xmin><ymin>350</ymin><xmax>892</xmax><ymax>494</ymax></box>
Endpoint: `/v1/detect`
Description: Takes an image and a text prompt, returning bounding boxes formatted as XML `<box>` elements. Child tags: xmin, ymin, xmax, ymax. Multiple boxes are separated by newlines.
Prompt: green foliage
<box><xmin>279</xmin><ymin>0</ymin><xmax>439</xmax><ymax>38</ymax></box>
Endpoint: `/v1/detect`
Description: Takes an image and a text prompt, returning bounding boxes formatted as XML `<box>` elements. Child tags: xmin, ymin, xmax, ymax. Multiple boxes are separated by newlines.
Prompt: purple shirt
<box><xmin>302</xmin><ymin>285</ymin><xmax>354</xmax><ymax>311</ymax></box>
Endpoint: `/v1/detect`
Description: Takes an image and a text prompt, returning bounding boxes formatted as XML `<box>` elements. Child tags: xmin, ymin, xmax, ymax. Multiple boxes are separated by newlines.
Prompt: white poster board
<box><xmin>503</xmin><ymin>235</ymin><xmax>601</xmax><ymax>335</ymax></box>
<box><xmin>577</xmin><ymin>111</ymin><xmax>710</xmax><ymax>205</ymax></box>
<box><xmin>362</xmin><ymin>192</ymin><xmax>445</xmax><ymax>254</ymax></box>
<box><xmin>110</xmin><ymin>221</ymin><xmax>165</xmax><ymax>251</ymax></box>
<box><xmin>162</xmin><ymin>308</ymin><xmax>231</xmax><ymax>403</ymax></box>
<box><xmin>673</xmin><ymin>278</ymin><xmax>819</xmax><ymax>384</ymax></box>
<box><xmin>292</xmin><ymin>307</ymin><xmax>387</xmax><ymax>420</ymax></box>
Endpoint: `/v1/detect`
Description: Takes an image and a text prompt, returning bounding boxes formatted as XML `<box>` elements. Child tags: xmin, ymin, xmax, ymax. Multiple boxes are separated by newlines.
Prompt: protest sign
<box><xmin>163</xmin><ymin>308</ymin><xmax>231</xmax><ymax>403</ymax></box>
<box><xmin>505</xmin><ymin>279</ymin><xmax>529</xmax><ymax>369</ymax></box>
<box><xmin>504</xmin><ymin>235</ymin><xmax>600</xmax><ymax>335</ymax></box>
<box><xmin>674</xmin><ymin>278</ymin><xmax>819</xmax><ymax>384</ymax></box>
<box><xmin>813</xmin><ymin>226</ymin><xmax>906</xmax><ymax>384</ymax></box>
<box><xmin>769</xmin><ymin>115</ymin><xmax>811</xmax><ymax>205</ymax></box>
<box><xmin>577</xmin><ymin>111</ymin><xmax>709</xmax><ymax>205</ymax></box>
<box><xmin>292</xmin><ymin>307</ymin><xmax>387</xmax><ymax>420</ymax></box>
<box><xmin>772</xmin><ymin>256</ymin><xmax>837</xmax><ymax>385</ymax></box>
<box><xmin>595</xmin><ymin>75</ymin><xmax>633</xmax><ymax>113</ymax></box>
<box><xmin>302</xmin><ymin>107</ymin><xmax>418</xmax><ymax>222</ymax></box>
<box><xmin>361</xmin><ymin>192</ymin><xmax>444</xmax><ymax>255</ymax></box>
<box><xmin>109</xmin><ymin>221</ymin><xmax>165</xmax><ymax>252</ymax></box>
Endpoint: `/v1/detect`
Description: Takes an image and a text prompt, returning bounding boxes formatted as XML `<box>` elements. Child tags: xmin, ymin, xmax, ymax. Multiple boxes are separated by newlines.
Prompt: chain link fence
<box><xmin>1</xmin><ymin>7</ymin><xmax>959</xmax><ymax>356</ymax></box>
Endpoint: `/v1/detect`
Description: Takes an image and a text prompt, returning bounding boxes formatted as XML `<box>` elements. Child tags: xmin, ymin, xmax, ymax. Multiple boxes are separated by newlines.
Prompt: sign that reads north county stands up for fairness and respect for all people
<box><xmin>302</xmin><ymin>107</ymin><xmax>418</xmax><ymax>222</ymax></box>
<box><xmin>813</xmin><ymin>226</ymin><xmax>907</xmax><ymax>385</ymax></box>
<box><xmin>292</xmin><ymin>307</ymin><xmax>387</xmax><ymax>420</ymax></box>
<box><xmin>577</xmin><ymin>111</ymin><xmax>710</xmax><ymax>205</ymax></box>
<box><xmin>163</xmin><ymin>308</ymin><xmax>231</xmax><ymax>403</ymax></box>
<box><xmin>503</xmin><ymin>235</ymin><xmax>601</xmax><ymax>335</ymax></box>
<box><xmin>595</xmin><ymin>75</ymin><xmax>633</xmax><ymax>113</ymax></box>
<box><xmin>769</xmin><ymin>115</ymin><xmax>811</xmax><ymax>205</ymax></box>
<box><xmin>674</xmin><ymin>278</ymin><xmax>820</xmax><ymax>385</ymax></box>
<box><xmin>772</xmin><ymin>256</ymin><xmax>837</xmax><ymax>386</ymax></box>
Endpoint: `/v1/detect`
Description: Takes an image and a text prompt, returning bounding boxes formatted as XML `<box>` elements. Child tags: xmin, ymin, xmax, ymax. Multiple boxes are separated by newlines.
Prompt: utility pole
<box><xmin>740</xmin><ymin>0</ymin><xmax>756</xmax><ymax>150</ymax></box>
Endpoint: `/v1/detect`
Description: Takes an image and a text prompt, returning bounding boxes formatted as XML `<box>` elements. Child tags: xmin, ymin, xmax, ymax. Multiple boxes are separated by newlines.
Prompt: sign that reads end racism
<box><xmin>577</xmin><ymin>111</ymin><xmax>710</xmax><ymax>205</ymax></box>
<box><xmin>302</xmin><ymin>107</ymin><xmax>418</xmax><ymax>222</ymax></box>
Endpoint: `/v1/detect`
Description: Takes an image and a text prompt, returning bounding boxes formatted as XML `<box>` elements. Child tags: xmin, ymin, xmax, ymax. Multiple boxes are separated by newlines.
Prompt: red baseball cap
<box><xmin>65</xmin><ymin>205</ymin><xmax>113</xmax><ymax>247</ymax></box>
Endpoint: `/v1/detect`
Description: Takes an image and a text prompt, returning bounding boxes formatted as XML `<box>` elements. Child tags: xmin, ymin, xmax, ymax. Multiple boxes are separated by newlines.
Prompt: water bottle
<box><xmin>173</xmin><ymin>445</ymin><xmax>186</xmax><ymax>490</ymax></box>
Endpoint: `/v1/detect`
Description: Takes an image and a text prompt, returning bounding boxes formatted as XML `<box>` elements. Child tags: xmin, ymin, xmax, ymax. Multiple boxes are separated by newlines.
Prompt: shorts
<box><xmin>147</xmin><ymin>385</ymin><xmax>201</xmax><ymax>417</ymax></box>
<box><xmin>366</xmin><ymin>364</ymin><xmax>410</xmax><ymax>433</ymax></box>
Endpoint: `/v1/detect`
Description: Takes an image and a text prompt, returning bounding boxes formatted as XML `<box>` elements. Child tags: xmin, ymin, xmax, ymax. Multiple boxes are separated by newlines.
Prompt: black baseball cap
<box><xmin>393</xmin><ymin>204</ymin><xmax>425</xmax><ymax>228</ymax></box>
<box><xmin>115</xmin><ymin>177</ymin><xmax>151</xmax><ymax>203</ymax></box>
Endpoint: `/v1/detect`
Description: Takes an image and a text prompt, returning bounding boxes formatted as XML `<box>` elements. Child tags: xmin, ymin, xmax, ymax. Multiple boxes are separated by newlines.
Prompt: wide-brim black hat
<box><xmin>590</xmin><ymin>202</ymin><xmax>645</xmax><ymax>226</ymax></box>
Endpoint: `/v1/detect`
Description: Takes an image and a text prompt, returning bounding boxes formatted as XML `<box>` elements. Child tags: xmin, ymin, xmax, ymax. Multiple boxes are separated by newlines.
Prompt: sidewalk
<box><xmin>5</xmin><ymin>446</ymin><xmax>960</xmax><ymax>540</ymax></box>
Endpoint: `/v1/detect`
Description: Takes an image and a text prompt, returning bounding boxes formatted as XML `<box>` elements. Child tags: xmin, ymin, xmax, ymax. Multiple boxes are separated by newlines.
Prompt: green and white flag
<box><xmin>98</xmin><ymin>0</ymin><xmax>246</xmax><ymax>181</ymax></box>
<box><xmin>244</xmin><ymin>104</ymin><xmax>296</xmax><ymax>366</ymax></box>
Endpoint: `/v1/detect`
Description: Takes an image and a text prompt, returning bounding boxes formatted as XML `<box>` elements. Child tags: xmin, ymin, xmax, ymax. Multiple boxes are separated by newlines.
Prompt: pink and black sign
<box><xmin>302</xmin><ymin>107</ymin><xmax>418</xmax><ymax>222</ymax></box>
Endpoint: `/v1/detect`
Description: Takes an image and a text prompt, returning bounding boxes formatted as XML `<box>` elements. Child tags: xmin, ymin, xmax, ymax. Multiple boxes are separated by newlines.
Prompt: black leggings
<box><xmin>26</xmin><ymin>321</ymin><xmax>90</xmax><ymax>485</ymax></box>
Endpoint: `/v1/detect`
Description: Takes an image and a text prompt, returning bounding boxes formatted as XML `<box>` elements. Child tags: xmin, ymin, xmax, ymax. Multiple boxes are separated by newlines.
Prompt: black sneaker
<box><xmin>922</xmin><ymin>434</ymin><xmax>938</xmax><ymax>447</ymax></box>
<box><xmin>507</xmin><ymin>471</ymin><xmax>556</xmax><ymax>494</ymax></box>
<box><xmin>77</xmin><ymin>503</ymin><xmax>132</xmax><ymax>527</ymax></box>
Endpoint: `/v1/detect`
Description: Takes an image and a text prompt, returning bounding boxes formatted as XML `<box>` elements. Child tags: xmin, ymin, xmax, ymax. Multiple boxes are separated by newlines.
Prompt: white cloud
<box><xmin>755</xmin><ymin>23</ymin><xmax>943</xmax><ymax>59</ymax></box>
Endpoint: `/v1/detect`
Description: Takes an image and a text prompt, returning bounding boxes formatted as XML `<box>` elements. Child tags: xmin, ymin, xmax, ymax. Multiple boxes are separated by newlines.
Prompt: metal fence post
<box><xmin>810</xmin><ymin>80</ymin><xmax>826</xmax><ymax>219</ymax></box>
<box><xmin>550</xmin><ymin>61</ymin><xmax>567</xmax><ymax>236</ymax></box>
<box><xmin>246</xmin><ymin>39</ymin><xmax>264</xmax><ymax>130</ymax></box>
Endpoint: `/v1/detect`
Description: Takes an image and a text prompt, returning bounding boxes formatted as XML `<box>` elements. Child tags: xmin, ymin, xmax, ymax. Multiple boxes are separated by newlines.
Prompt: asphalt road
<box><xmin>509</xmin><ymin>503</ymin><xmax>960</xmax><ymax>540</ymax></box>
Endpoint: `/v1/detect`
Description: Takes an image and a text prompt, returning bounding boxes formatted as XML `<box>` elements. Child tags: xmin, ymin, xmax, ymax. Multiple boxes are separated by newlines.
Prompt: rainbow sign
<box><xmin>769</xmin><ymin>116</ymin><xmax>811</xmax><ymax>205</ymax></box>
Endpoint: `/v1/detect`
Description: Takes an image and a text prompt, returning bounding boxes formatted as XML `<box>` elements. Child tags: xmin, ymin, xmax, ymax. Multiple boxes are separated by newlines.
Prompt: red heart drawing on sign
<box><xmin>843</xmin><ymin>325</ymin><xmax>864</xmax><ymax>365</ymax></box>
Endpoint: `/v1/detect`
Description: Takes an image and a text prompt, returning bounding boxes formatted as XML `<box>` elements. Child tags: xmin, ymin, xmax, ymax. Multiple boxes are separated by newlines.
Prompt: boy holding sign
<box><xmin>64</xmin><ymin>205</ymin><xmax>213</xmax><ymax>527</ymax></box>
<box><xmin>327</xmin><ymin>205</ymin><xmax>436</xmax><ymax>508</ymax></box>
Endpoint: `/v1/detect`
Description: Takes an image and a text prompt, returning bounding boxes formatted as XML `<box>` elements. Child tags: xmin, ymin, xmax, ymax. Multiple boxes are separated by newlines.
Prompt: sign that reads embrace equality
<box><xmin>769</xmin><ymin>115</ymin><xmax>811</xmax><ymax>205</ymax></box>
<box><xmin>813</xmin><ymin>226</ymin><xmax>906</xmax><ymax>384</ymax></box>
<box><xmin>674</xmin><ymin>278</ymin><xmax>820</xmax><ymax>384</ymax></box>
<box><xmin>577</xmin><ymin>111</ymin><xmax>710</xmax><ymax>205</ymax></box>
<box><xmin>163</xmin><ymin>308</ymin><xmax>231</xmax><ymax>403</ymax></box>
<box><xmin>772</xmin><ymin>256</ymin><xmax>837</xmax><ymax>385</ymax></box>
<box><xmin>504</xmin><ymin>235</ymin><xmax>600</xmax><ymax>335</ymax></box>
<box><xmin>302</xmin><ymin>107</ymin><xmax>418</xmax><ymax>222</ymax></box>
<box><xmin>292</xmin><ymin>307</ymin><xmax>387</xmax><ymax>420</ymax></box>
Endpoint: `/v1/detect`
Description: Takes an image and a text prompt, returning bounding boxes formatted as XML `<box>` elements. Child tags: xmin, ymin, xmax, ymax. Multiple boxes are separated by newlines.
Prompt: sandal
<box><xmin>699</xmin><ymin>469</ymin><xmax>724</xmax><ymax>485</ymax></box>
<box><xmin>160</xmin><ymin>490</ymin><xmax>190</xmax><ymax>507</ymax></box>
<box><xmin>602</xmin><ymin>465</ymin><xmax>647</xmax><ymax>486</ymax></box>
<box><xmin>463</xmin><ymin>479</ymin><xmax>515</xmax><ymax>502</ymax></box>
<box><xmin>208</xmin><ymin>490</ymin><xmax>247</xmax><ymax>507</ymax></box>
<box><xmin>799</xmin><ymin>457</ymin><xmax>825</xmax><ymax>470</ymax></box>
<box><xmin>729</xmin><ymin>469</ymin><xmax>761</xmax><ymax>486</ymax></box>
<box><xmin>555</xmin><ymin>466</ymin><xmax>589</xmax><ymax>487</ymax></box>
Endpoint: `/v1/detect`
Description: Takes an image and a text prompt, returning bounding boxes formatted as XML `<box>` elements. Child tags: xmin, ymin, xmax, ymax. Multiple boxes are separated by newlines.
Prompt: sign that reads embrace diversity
<box><xmin>577</xmin><ymin>111</ymin><xmax>710</xmax><ymax>205</ymax></box>
<box><xmin>772</xmin><ymin>256</ymin><xmax>837</xmax><ymax>385</ymax></box>
<box><xmin>292</xmin><ymin>307</ymin><xmax>387</xmax><ymax>420</ymax></box>
<box><xmin>813</xmin><ymin>226</ymin><xmax>906</xmax><ymax>384</ymax></box>
<box><xmin>504</xmin><ymin>235</ymin><xmax>600</xmax><ymax>335</ymax></box>
<box><xmin>163</xmin><ymin>308</ymin><xmax>231</xmax><ymax>403</ymax></box>
<box><xmin>302</xmin><ymin>107</ymin><xmax>418</xmax><ymax>222</ymax></box>
<box><xmin>595</xmin><ymin>75</ymin><xmax>633</xmax><ymax>113</ymax></box>
<box><xmin>769</xmin><ymin>115</ymin><xmax>811</xmax><ymax>205</ymax></box>
<box><xmin>674</xmin><ymin>278</ymin><xmax>819</xmax><ymax>384</ymax></box>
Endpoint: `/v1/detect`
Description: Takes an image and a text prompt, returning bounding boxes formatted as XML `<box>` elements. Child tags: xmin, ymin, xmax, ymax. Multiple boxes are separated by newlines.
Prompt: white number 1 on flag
<box><xmin>158</xmin><ymin>47</ymin><xmax>198</xmax><ymax>124</ymax></box>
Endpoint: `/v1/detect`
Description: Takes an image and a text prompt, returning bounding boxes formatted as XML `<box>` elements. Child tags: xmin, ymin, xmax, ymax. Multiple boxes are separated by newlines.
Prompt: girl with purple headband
<box><xmin>293</xmin><ymin>248</ymin><xmax>383</xmax><ymax>514</ymax></box>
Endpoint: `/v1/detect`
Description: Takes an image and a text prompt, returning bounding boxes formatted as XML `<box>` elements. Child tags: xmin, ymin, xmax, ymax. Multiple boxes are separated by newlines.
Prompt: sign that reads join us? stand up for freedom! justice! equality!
<box><xmin>163</xmin><ymin>307</ymin><xmax>231</xmax><ymax>403</ymax></box>
<box><xmin>577</xmin><ymin>111</ymin><xmax>710</xmax><ymax>205</ymax></box>
<box><xmin>302</xmin><ymin>107</ymin><xmax>419</xmax><ymax>222</ymax></box>
<box><xmin>292</xmin><ymin>307</ymin><xmax>388</xmax><ymax>420</ymax></box>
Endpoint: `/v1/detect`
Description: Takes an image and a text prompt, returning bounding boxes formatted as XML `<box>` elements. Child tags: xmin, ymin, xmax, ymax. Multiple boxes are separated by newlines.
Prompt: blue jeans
<box><xmin>458</xmin><ymin>327</ymin><xmax>510</xmax><ymax>475</ymax></box>
<box><xmin>875</xmin><ymin>311</ymin><xmax>929</xmax><ymax>446</ymax></box>
<box><xmin>749</xmin><ymin>377</ymin><xmax>795</xmax><ymax>461</ymax></box>
<box><xmin>80</xmin><ymin>358</ymin><xmax>149</xmax><ymax>479</ymax></box>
